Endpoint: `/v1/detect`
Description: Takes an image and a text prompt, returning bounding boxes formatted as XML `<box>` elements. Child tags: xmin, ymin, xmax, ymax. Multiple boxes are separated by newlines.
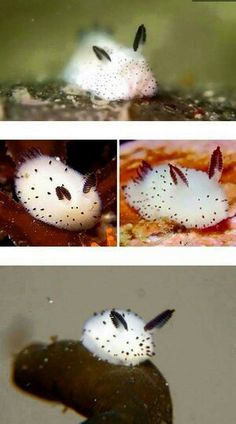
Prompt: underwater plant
<box><xmin>0</xmin><ymin>141</ymin><xmax>117</xmax><ymax>246</ymax></box>
<box><xmin>13</xmin><ymin>308</ymin><xmax>174</xmax><ymax>424</ymax></box>
<box><xmin>63</xmin><ymin>24</ymin><xmax>158</xmax><ymax>101</ymax></box>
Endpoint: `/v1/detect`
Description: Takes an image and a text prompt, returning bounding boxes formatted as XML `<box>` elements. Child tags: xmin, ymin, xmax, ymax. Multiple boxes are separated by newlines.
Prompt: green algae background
<box><xmin>0</xmin><ymin>0</ymin><xmax>235</xmax><ymax>88</ymax></box>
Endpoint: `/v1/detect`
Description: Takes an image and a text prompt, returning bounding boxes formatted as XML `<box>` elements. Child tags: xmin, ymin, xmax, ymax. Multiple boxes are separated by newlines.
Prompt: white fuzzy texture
<box><xmin>124</xmin><ymin>165</ymin><xmax>229</xmax><ymax>229</ymax></box>
<box><xmin>15</xmin><ymin>155</ymin><xmax>101</xmax><ymax>231</ymax></box>
<box><xmin>63</xmin><ymin>32</ymin><xmax>158</xmax><ymax>101</ymax></box>
<box><xmin>81</xmin><ymin>309</ymin><xmax>155</xmax><ymax>366</ymax></box>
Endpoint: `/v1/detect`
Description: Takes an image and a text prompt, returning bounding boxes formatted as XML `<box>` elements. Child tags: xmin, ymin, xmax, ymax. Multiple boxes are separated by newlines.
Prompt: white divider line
<box><xmin>0</xmin><ymin>121</ymin><xmax>236</xmax><ymax>140</ymax></box>
<box><xmin>0</xmin><ymin>247</ymin><xmax>235</xmax><ymax>266</ymax></box>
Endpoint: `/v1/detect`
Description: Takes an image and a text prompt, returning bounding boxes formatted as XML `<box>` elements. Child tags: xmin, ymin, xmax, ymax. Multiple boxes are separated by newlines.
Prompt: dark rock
<box><xmin>0</xmin><ymin>82</ymin><xmax>235</xmax><ymax>121</ymax></box>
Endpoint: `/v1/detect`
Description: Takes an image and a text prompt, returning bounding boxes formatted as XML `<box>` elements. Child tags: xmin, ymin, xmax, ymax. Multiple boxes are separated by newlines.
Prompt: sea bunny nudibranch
<box><xmin>63</xmin><ymin>24</ymin><xmax>158</xmax><ymax>101</ymax></box>
<box><xmin>82</xmin><ymin>308</ymin><xmax>174</xmax><ymax>366</ymax></box>
<box><xmin>123</xmin><ymin>146</ymin><xmax>230</xmax><ymax>229</ymax></box>
<box><xmin>14</xmin><ymin>150</ymin><xmax>102</xmax><ymax>231</ymax></box>
<box><xmin>13</xmin><ymin>308</ymin><xmax>174</xmax><ymax>423</ymax></box>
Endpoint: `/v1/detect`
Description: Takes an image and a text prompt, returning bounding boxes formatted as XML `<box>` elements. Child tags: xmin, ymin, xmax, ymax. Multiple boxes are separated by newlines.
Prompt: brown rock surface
<box><xmin>0</xmin><ymin>83</ymin><xmax>235</xmax><ymax>121</ymax></box>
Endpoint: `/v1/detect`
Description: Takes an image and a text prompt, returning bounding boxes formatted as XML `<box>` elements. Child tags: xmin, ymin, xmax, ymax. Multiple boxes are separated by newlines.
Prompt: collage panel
<box><xmin>0</xmin><ymin>266</ymin><xmax>235</xmax><ymax>424</ymax></box>
<box><xmin>0</xmin><ymin>1</ymin><xmax>235</xmax><ymax>121</ymax></box>
<box><xmin>0</xmin><ymin>1</ymin><xmax>235</xmax><ymax>423</ymax></box>
<box><xmin>0</xmin><ymin>140</ymin><xmax>117</xmax><ymax>246</ymax></box>
<box><xmin>120</xmin><ymin>140</ymin><xmax>236</xmax><ymax>246</ymax></box>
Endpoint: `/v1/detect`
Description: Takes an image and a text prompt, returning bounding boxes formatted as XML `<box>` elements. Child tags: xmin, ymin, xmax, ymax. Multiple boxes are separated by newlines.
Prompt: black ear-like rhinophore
<box><xmin>208</xmin><ymin>146</ymin><xmax>223</xmax><ymax>180</ymax></box>
<box><xmin>110</xmin><ymin>309</ymin><xmax>128</xmax><ymax>331</ymax></box>
<box><xmin>55</xmin><ymin>186</ymin><xmax>72</xmax><ymax>201</ymax></box>
<box><xmin>144</xmin><ymin>309</ymin><xmax>175</xmax><ymax>331</ymax></box>
<box><xmin>133</xmin><ymin>24</ymin><xmax>146</xmax><ymax>52</ymax></box>
<box><xmin>92</xmin><ymin>45</ymin><xmax>111</xmax><ymax>62</ymax></box>
<box><xmin>133</xmin><ymin>160</ymin><xmax>152</xmax><ymax>183</ymax></box>
<box><xmin>83</xmin><ymin>173</ymin><xmax>97</xmax><ymax>194</ymax></box>
<box><xmin>168</xmin><ymin>164</ymin><xmax>189</xmax><ymax>187</ymax></box>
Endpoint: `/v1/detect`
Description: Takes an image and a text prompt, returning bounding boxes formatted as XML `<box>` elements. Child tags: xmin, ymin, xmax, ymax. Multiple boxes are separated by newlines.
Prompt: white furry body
<box><xmin>63</xmin><ymin>32</ymin><xmax>158</xmax><ymax>101</ymax></box>
<box><xmin>81</xmin><ymin>309</ymin><xmax>155</xmax><ymax>366</ymax></box>
<box><xmin>124</xmin><ymin>165</ymin><xmax>229</xmax><ymax>229</ymax></box>
<box><xmin>15</xmin><ymin>155</ymin><xmax>101</xmax><ymax>231</ymax></box>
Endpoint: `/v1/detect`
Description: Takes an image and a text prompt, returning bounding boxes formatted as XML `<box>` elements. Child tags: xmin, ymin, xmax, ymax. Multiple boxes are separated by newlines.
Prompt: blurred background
<box><xmin>0</xmin><ymin>266</ymin><xmax>235</xmax><ymax>424</ymax></box>
<box><xmin>0</xmin><ymin>0</ymin><xmax>236</xmax><ymax>89</ymax></box>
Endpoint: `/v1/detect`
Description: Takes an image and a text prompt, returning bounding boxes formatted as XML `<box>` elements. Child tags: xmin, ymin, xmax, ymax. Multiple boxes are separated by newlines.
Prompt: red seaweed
<box><xmin>6</xmin><ymin>140</ymin><xmax>67</xmax><ymax>164</ymax></box>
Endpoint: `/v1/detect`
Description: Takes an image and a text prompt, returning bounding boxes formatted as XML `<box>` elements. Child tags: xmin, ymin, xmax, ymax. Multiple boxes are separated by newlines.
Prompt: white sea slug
<box><xmin>123</xmin><ymin>146</ymin><xmax>229</xmax><ymax>229</ymax></box>
<box><xmin>81</xmin><ymin>308</ymin><xmax>174</xmax><ymax>366</ymax></box>
<box><xmin>63</xmin><ymin>24</ymin><xmax>158</xmax><ymax>101</ymax></box>
<box><xmin>14</xmin><ymin>151</ymin><xmax>101</xmax><ymax>231</ymax></box>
